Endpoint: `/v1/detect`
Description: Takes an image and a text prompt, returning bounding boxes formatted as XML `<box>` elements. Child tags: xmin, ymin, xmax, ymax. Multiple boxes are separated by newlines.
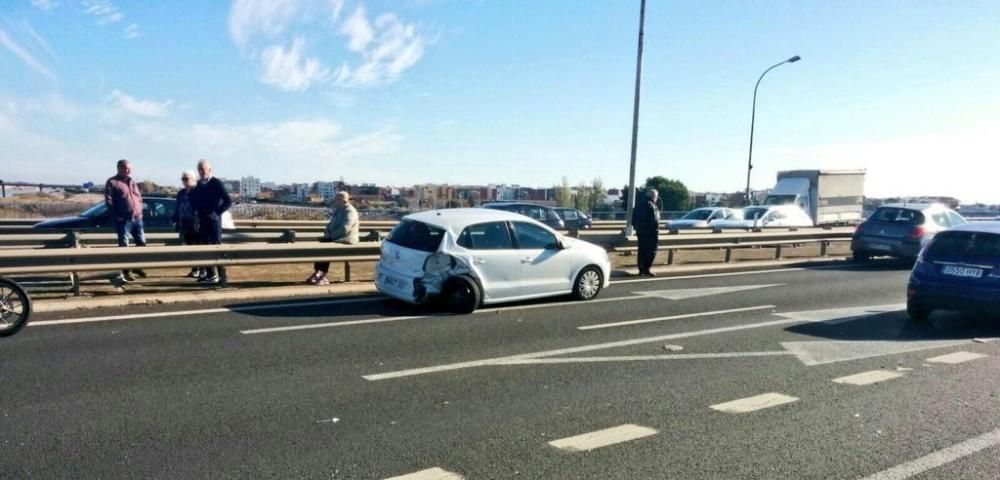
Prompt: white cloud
<box><xmin>22</xmin><ymin>20</ymin><xmax>59</xmax><ymax>62</ymax></box>
<box><xmin>106</xmin><ymin>90</ymin><xmax>173</xmax><ymax>119</ymax></box>
<box><xmin>259</xmin><ymin>37</ymin><xmax>331</xmax><ymax>92</ymax></box>
<box><xmin>123</xmin><ymin>23</ymin><xmax>140</xmax><ymax>39</ymax></box>
<box><xmin>340</xmin><ymin>5</ymin><xmax>373</xmax><ymax>52</ymax></box>
<box><xmin>228</xmin><ymin>0</ymin><xmax>305</xmax><ymax>48</ymax></box>
<box><xmin>0</xmin><ymin>28</ymin><xmax>56</xmax><ymax>81</ymax></box>
<box><xmin>334</xmin><ymin>12</ymin><xmax>426</xmax><ymax>87</ymax></box>
<box><xmin>83</xmin><ymin>0</ymin><xmax>123</xmax><ymax>25</ymax></box>
<box><xmin>30</xmin><ymin>0</ymin><xmax>60</xmax><ymax>11</ymax></box>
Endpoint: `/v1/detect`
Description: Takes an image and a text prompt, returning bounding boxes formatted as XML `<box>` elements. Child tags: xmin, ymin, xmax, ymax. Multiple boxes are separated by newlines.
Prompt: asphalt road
<box><xmin>4</xmin><ymin>260</ymin><xmax>1000</xmax><ymax>479</ymax></box>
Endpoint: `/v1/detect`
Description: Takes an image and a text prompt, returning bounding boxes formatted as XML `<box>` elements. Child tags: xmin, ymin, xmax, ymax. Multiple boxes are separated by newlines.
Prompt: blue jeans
<box><xmin>115</xmin><ymin>218</ymin><xmax>146</xmax><ymax>247</ymax></box>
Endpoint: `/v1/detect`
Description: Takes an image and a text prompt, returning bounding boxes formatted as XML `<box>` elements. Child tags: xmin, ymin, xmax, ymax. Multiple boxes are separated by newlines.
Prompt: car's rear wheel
<box><xmin>442</xmin><ymin>275</ymin><xmax>481</xmax><ymax>314</ymax></box>
<box><xmin>852</xmin><ymin>251</ymin><xmax>871</xmax><ymax>263</ymax></box>
<box><xmin>572</xmin><ymin>266</ymin><xmax>604</xmax><ymax>301</ymax></box>
<box><xmin>907</xmin><ymin>300</ymin><xmax>930</xmax><ymax>323</ymax></box>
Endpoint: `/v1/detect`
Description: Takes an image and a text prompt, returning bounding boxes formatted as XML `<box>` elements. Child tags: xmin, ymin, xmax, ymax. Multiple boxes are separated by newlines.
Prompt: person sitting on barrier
<box><xmin>104</xmin><ymin>158</ymin><xmax>146</xmax><ymax>283</ymax></box>
<box><xmin>307</xmin><ymin>191</ymin><xmax>360</xmax><ymax>286</ymax></box>
<box><xmin>173</xmin><ymin>170</ymin><xmax>201</xmax><ymax>278</ymax></box>
<box><xmin>191</xmin><ymin>159</ymin><xmax>232</xmax><ymax>285</ymax></box>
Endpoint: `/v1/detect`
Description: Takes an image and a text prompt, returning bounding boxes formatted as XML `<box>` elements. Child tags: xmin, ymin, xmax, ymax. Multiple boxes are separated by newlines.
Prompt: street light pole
<box><xmin>624</xmin><ymin>0</ymin><xmax>646</xmax><ymax>236</ymax></box>
<box><xmin>744</xmin><ymin>55</ymin><xmax>800</xmax><ymax>205</ymax></box>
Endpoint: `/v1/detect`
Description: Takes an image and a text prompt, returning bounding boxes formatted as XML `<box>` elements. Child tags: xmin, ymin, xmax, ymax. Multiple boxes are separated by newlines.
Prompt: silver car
<box><xmin>851</xmin><ymin>203</ymin><xmax>966</xmax><ymax>261</ymax></box>
<box><xmin>665</xmin><ymin>207</ymin><xmax>739</xmax><ymax>230</ymax></box>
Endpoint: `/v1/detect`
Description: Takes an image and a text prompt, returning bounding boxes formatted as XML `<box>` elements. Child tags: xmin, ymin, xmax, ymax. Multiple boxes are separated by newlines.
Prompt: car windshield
<box><xmin>385</xmin><ymin>220</ymin><xmax>445</xmax><ymax>253</ymax></box>
<box><xmin>870</xmin><ymin>207</ymin><xmax>925</xmax><ymax>225</ymax></box>
<box><xmin>81</xmin><ymin>203</ymin><xmax>107</xmax><ymax>217</ymax></box>
<box><xmin>926</xmin><ymin>231</ymin><xmax>1000</xmax><ymax>260</ymax></box>
<box><xmin>743</xmin><ymin>207</ymin><xmax>768</xmax><ymax>220</ymax></box>
<box><xmin>682</xmin><ymin>209</ymin><xmax>713</xmax><ymax>220</ymax></box>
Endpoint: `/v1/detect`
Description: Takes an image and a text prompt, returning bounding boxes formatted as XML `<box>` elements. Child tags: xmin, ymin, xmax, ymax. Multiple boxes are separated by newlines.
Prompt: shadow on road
<box><xmin>786</xmin><ymin>310</ymin><xmax>1000</xmax><ymax>342</ymax></box>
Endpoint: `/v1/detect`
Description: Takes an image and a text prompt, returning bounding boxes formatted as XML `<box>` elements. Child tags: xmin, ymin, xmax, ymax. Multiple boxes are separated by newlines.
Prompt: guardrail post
<box><xmin>219</xmin><ymin>267</ymin><xmax>228</xmax><ymax>287</ymax></box>
<box><xmin>69</xmin><ymin>231</ymin><xmax>82</xmax><ymax>295</ymax></box>
<box><xmin>344</xmin><ymin>261</ymin><xmax>352</xmax><ymax>282</ymax></box>
<box><xmin>775</xmin><ymin>244</ymin><xmax>783</xmax><ymax>260</ymax></box>
<box><xmin>667</xmin><ymin>249</ymin><xmax>675</xmax><ymax>265</ymax></box>
<box><xmin>820</xmin><ymin>240</ymin><xmax>829</xmax><ymax>257</ymax></box>
<box><xmin>724</xmin><ymin>247</ymin><xmax>733</xmax><ymax>263</ymax></box>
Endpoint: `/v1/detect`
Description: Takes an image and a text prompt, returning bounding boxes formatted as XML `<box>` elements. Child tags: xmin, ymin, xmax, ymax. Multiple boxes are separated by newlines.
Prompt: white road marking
<box><xmin>709</xmin><ymin>393</ymin><xmax>799</xmax><ymax>413</ymax></box>
<box><xmin>495</xmin><ymin>351</ymin><xmax>794</xmax><ymax>365</ymax></box>
<box><xmin>548</xmin><ymin>424</ymin><xmax>658</xmax><ymax>452</ymax></box>
<box><xmin>859</xmin><ymin>427</ymin><xmax>1000</xmax><ymax>480</ymax></box>
<box><xmin>385</xmin><ymin>467</ymin><xmax>465</xmax><ymax>480</ymax></box>
<box><xmin>926</xmin><ymin>351</ymin><xmax>988</xmax><ymax>364</ymax></box>
<box><xmin>781</xmin><ymin>339</ymin><xmax>976</xmax><ymax>366</ymax></box>
<box><xmin>30</xmin><ymin>296</ymin><xmax>384</xmax><ymax>327</ymax></box>
<box><xmin>578</xmin><ymin>305</ymin><xmax>775</xmax><ymax>330</ymax></box>
<box><xmin>633</xmin><ymin>284</ymin><xmax>785</xmax><ymax>300</ymax></box>
<box><xmin>240</xmin><ymin>315</ymin><xmax>427</xmax><ymax>334</ymax></box>
<box><xmin>832</xmin><ymin>370</ymin><xmax>904</xmax><ymax>386</ymax></box>
<box><xmin>774</xmin><ymin>303</ymin><xmax>905</xmax><ymax>325</ymax></box>
<box><xmin>611</xmin><ymin>267</ymin><xmax>807</xmax><ymax>284</ymax></box>
<box><xmin>363</xmin><ymin>315</ymin><xmax>820</xmax><ymax>381</ymax></box>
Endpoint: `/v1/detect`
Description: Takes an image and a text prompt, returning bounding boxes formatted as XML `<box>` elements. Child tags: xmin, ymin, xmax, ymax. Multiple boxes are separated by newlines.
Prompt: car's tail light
<box><xmin>906</xmin><ymin>226</ymin><xmax>926</xmax><ymax>240</ymax></box>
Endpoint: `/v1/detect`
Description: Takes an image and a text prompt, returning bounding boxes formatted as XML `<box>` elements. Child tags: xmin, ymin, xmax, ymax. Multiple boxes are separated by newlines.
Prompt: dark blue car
<box><xmin>907</xmin><ymin>221</ymin><xmax>1000</xmax><ymax>321</ymax></box>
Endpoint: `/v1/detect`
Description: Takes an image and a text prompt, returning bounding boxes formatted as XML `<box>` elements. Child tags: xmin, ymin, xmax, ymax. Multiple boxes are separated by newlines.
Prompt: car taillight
<box><xmin>906</xmin><ymin>226</ymin><xmax>926</xmax><ymax>240</ymax></box>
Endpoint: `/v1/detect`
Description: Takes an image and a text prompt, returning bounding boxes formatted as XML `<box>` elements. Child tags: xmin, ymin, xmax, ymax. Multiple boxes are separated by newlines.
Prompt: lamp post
<box><xmin>624</xmin><ymin>0</ymin><xmax>646</xmax><ymax>236</ymax></box>
<box><xmin>744</xmin><ymin>55</ymin><xmax>800</xmax><ymax>205</ymax></box>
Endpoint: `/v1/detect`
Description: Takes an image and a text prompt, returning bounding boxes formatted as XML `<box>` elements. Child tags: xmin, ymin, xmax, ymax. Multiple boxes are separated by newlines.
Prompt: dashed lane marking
<box><xmin>240</xmin><ymin>315</ymin><xmax>427</xmax><ymax>334</ymax></box>
<box><xmin>859</xmin><ymin>427</ymin><xmax>1000</xmax><ymax>480</ymax></box>
<box><xmin>384</xmin><ymin>467</ymin><xmax>464</xmax><ymax>480</ymax></box>
<box><xmin>709</xmin><ymin>393</ymin><xmax>799</xmax><ymax>414</ymax></box>
<box><xmin>831</xmin><ymin>370</ymin><xmax>904</xmax><ymax>386</ymax></box>
<box><xmin>926</xmin><ymin>351</ymin><xmax>988</xmax><ymax>364</ymax></box>
<box><xmin>577</xmin><ymin>305</ymin><xmax>775</xmax><ymax>330</ymax></box>
<box><xmin>548</xmin><ymin>424</ymin><xmax>658</xmax><ymax>452</ymax></box>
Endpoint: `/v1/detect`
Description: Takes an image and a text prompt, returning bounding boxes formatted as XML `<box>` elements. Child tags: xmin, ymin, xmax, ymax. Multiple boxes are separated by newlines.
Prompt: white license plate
<box><xmin>942</xmin><ymin>265</ymin><xmax>983</xmax><ymax>278</ymax></box>
<box><xmin>868</xmin><ymin>243</ymin><xmax>893</xmax><ymax>252</ymax></box>
<box><xmin>379</xmin><ymin>273</ymin><xmax>406</xmax><ymax>289</ymax></box>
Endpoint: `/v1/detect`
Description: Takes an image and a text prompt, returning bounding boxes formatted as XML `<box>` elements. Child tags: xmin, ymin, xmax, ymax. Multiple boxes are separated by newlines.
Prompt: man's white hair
<box><xmin>336</xmin><ymin>191</ymin><xmax>350</xmax><ymax>200</ymax></box>
<box><xmin>645</xmin><ymin>188</ymin><xmax>658</xmax><ymax>198</ymax></box>
<box><xmin>181</xmin><ymin>170</ymin><xmax>197</xmax><ymax>181</ymax></box>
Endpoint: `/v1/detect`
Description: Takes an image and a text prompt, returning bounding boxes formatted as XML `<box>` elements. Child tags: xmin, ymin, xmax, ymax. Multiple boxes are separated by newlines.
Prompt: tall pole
<box><xmin>745</xmin><ymin>55</ymin><xmax>801</xmax><ymax>205</ymax></box>
<box><xmin>624</xmin><ymin>0</ymin><xmax>646</xmax><ymax>236</ymax></box>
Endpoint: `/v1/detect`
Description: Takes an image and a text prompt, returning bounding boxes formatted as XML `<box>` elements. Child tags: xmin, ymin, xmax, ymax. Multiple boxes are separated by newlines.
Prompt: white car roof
<box><xmin>402</xmin><ymin>208</ymin><xmax>546</xmax><ymax>232</ymax></box>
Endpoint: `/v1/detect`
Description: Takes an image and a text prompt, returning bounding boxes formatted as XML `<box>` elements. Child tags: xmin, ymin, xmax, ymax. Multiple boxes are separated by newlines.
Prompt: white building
<box><xmin>316</xmin><ymin>181</ymin><xmax>338</xmax><ymax>201</ymax></box>
<box><xmin>240</xmin><ymin>176</ymin><xmax>261</xmax><ymax>199</ymax></box>
<box><xmin>292</xmin><ymin>183</ymin><xmax>311</xmax><ymax>202</ymax></box>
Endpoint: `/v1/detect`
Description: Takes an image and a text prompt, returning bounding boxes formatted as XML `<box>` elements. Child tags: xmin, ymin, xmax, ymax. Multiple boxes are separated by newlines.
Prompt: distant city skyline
<box><xmin>2</xmin><ymin>1</ymin><xmax>998</xmax><ymax>202</ymax></box>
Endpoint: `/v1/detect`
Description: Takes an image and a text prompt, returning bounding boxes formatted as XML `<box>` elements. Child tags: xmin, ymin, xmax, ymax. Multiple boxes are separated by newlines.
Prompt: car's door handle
<box><xmin>520</xmin><ymin>257</ymin><xmax>532</xmax><ymax>264</ymax></box>
<box><xmin>473</xmin><ymin>258</ymin><xmax>486</xmax><ymax>265</ymax></box>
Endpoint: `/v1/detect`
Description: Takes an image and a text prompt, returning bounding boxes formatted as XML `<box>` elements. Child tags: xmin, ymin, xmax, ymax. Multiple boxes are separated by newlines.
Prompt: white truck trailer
<box><xmin>762</xmin><ymin>169</ymin><xmax>866</xmax><ymax>226</ymax></box>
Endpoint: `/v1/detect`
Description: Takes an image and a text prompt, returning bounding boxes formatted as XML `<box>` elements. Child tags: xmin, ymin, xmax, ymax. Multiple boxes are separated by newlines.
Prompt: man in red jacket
<box><xmin>104</xmin><ymin>159</ymin><xmax>146</xmax><ymax>282</ymax></box>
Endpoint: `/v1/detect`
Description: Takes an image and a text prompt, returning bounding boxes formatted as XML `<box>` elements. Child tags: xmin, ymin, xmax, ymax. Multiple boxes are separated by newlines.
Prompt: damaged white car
<box><xmin>375</xmin><ymin>208</ymin><xmax>611</xmax><ymax>313</ymax></box>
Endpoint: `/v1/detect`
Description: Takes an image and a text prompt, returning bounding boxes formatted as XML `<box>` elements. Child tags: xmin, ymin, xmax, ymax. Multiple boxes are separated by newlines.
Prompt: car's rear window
<box><xmin>926</xmin><ymin>231</ymin><xmax>1000</xmax><ymax>260</ymax></box>
<box><xmin>870</xmin><ymin>207</ymin><xmax>925</xmax><ymax>225</ymax></box>
<box><xmin>682</xmin><ymin>209</ymin><xmax>713</xmax><ymax>220</ymax></box>
<box><xmin>386</xmin><ymin>220</ymin><xmax>445</xmax><ymax>253</ymax></box>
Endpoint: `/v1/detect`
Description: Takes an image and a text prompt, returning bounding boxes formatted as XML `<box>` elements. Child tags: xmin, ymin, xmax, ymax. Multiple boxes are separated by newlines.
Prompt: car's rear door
<box><xmin>457</xmin><ymin>221</ymin><xmax>522</xmax><ymax>301</ymax></box>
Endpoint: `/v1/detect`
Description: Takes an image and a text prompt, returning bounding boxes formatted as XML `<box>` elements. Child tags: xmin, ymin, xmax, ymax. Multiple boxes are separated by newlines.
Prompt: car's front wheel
<box><xmin>572</xmin><ymin>266</ymin><xmax>604</xmax><ymax>301</ymax></box>
<box><xmin>441</xmin><ymin>275</ymin><xmax>481</xmax><ymax>314</ymax></box>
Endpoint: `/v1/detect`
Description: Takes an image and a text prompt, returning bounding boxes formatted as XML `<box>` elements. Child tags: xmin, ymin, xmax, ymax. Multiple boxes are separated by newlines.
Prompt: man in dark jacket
<box><xmin>104</xmin><ymin>159</ymin><xmax>145</xmax><ymax>282</ymax></box>
<box><xmin>191</xmin><ymin>159</ymin><xmax>232</xmax><ymax>284</ymax></box>
<box><xmin>172</xmin><ymin>170</ymin><xmax>200</xmax><ymax>278</ymax></box>
<box><xmin>630</xmin><ymin>188</ymin><xmax>660</xmax><ymax>276</ymax></box>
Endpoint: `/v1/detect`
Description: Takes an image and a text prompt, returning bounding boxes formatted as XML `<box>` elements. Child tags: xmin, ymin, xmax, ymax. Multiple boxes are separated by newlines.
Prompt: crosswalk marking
<box><xmin>385</xmin><ymin>467</ymin><xmax>464</xmax><ymax>480</ymax></box>
<box><xmin>710</xmin><ymin>393</ymin><xmax>799</xmax><ymax>413</ymax></box>
<box><xmin>832</xmin><ymin>370</ymin><xmax>904</xmax><ymax>386</ymax></box>
<box><xmin>926</xmin><ymin>351</ymin><xmax>988</xmax><ymax>364</ymax></box>
<box><xmin>548</xmin><ymin>424</ymin><xmax>658</xmax><ymax>452</ymax></box>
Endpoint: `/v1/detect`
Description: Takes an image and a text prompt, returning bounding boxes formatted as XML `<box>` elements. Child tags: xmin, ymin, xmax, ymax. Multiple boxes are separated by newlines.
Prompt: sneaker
<box><xmin>645</xmin><ymin>271</ymin><xmax>657</xmax><ymax>277</ymax></box>
<box><xmin>187</xmin><ymin>268</ymin><xmax>200</xmax><ymax>278</ymax></box>
<box><xmin>197</xmin><ymin>269</ymin><xmax>209</xmax><ymax>280</ymax></box>
<box><xmin>305</xmin><ymin>271</ymin><xmax>320</xmax><ymax>284</ymax></box>
<box><xmin>132</xmin><ymin>269</ymin><xmax>148</xmax><ymax>278</ymax></box>
<box><xmin>314</xmin><ymin>276</ymin><xmax>330</xmax><ymax>286</ymax></box>
<box><xmin>198</xmin><ymin>275</ymin><xmax>220</xmax><ymax>284</ymax></box>
<box><xmin>123</xmin><ymin>272</ymin><xmax>137</xmax><ymax>282</ymax></box>
<box><xmin>116</xmin><ymin>274</ymin><xmax>132</xmax><ymax>284</ymax></box>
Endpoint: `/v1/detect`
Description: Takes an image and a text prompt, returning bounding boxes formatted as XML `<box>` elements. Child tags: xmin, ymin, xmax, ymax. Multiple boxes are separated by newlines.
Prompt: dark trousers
<box><xmin>180</xmin><ymin>223</ymin><xmax>198</xmax><ymax>246</ymax></box>
<box><xmin>198</xmin><ymin>215</ymin><xmax>223</xmax><ymax>277</ymax></box>
<box><xmin>637</xmin><ymin>233</ymin><xmax>658</xmax><ymax>273</ymax></box>
<box><xmin>314</xmin><ymin>262</ymin><xmax>330</xmax><ymax>273</ymax></box>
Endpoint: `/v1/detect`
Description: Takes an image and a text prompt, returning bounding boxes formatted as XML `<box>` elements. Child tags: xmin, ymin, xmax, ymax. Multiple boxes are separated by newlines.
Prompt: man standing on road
<box><xmin>631</xmin><ymin>188</ymin><xmax>660</xmax><ymax>277</ymax></box>
<box><xmin>192</xmin><ymin>159</ymin><xmax>232</xmax><ymax>284</ymax></box>
<box><xmin>104</xmin><ymin>159</ymin><xmax>145</xmax><ymax>283</ymax></box>
<box><xmin>306</xmin><ymin>191</ymin><xmax>360</xmax><ymax>286</ymax></box>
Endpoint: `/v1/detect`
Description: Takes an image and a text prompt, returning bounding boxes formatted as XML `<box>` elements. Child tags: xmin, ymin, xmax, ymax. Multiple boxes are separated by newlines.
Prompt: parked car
<box><xmin>665</xmin><ymin>207</ymin><xmax>740</xmax><ymax>230</ymax></box>
<box><xmin>480</xmin><ymin>202</ymin><xmax>566</xmax><ymax>230</ymax></box>
<box><xmin>375</xmin><ymin>208</ymin><xmax>611</xmax><ymax>313</ymax></box>
<box><xmin>851</xmin><ymin>203</ymin><xmax>966</xmax><ymax>262</ymax></box>
<box><xmin>710</xmin><ymin>205</ymin><xmax>813</xmax><ymax>230</ymax></box>
<box><xmin>907</xmin><ymin>221</ymin><xmax>1000</xmax><ymax>322</ymax></box>
<box><xmin>32</xmin><ymin>197</ymin><xmax>235</xmax><ymax>230</ymax></box>
<box><xmin>554</xmin><ymin>207</ymin><xmax>593</xmax><ymax>230</ymax></box>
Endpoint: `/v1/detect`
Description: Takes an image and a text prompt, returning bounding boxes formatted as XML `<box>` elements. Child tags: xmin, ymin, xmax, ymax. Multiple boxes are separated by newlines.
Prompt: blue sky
<box><xmin>1</xmin><ymin>0</ymin><xmax>999</xmax><ymax>202</ymax></box>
